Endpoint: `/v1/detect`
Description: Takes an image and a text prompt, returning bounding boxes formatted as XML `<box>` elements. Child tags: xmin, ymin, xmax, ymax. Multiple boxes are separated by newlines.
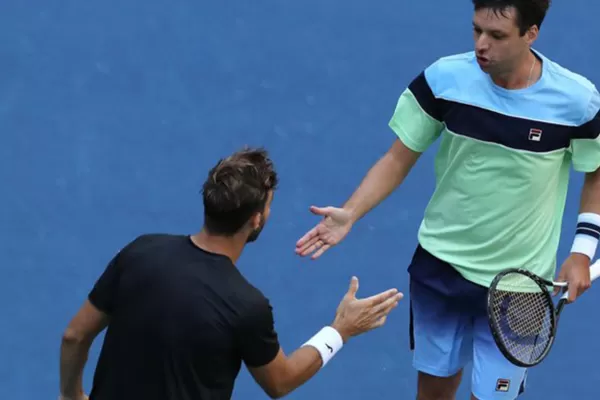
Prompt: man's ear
<box><xmin>250</xmin><ymin>212</ymin><xmax>262</xmax><ymax>230</ymax></box>
<box><xmin>525</xmin><ymin>25</ymin><xmax>539</xmax><ymax>46</ymax></box>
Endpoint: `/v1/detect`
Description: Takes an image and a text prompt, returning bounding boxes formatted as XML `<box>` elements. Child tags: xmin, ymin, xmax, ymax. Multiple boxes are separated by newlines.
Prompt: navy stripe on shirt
<box><xmin>408</xmin><ymin>72</ymin><xmax>443</xmax><ymax>122</ymax></box>
<box><xmin>441</xmin><ymin>101</ymin><xmax>574</xmax><ymax>153</ymax></box>
<box><xmin>573</xmin><ymin>109</ymin><xmax>600</xmax><ymax>140</ymax></box>
<box><xmin>409</xmin><ymin>70</ymin><xmax>597</xmax><ymax>153</ymax></box>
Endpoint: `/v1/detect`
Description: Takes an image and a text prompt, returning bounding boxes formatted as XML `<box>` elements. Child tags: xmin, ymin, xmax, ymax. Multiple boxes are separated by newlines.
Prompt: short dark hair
<box><xmin>472</xmin><ymin>0</ymin><xmax>551</xmax><ymax>35</ymax></box>
<box><xmin>201</xmin><ymin>147</ymin><xmax>278</xmax><ymax>236</ymax></box>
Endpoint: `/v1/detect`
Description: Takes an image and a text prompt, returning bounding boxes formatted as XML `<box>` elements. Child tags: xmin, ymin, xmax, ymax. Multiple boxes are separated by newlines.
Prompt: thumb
<box><xmin>310</xmin><ymin>205</ymin><xmax>334</xmax><ymax>217</ymax></box>
<box><xmin>347</xmin><ymin>276</ymin><xmax>359</xmax><ymax>298</ymax></box>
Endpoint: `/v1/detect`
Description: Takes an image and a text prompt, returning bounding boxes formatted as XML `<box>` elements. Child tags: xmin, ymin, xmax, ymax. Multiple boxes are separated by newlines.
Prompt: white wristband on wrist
<box><xmin>302</xmin><ymin>326</ymin><xmax>344</xmax><ymax>367</ymax></box>
<box><xmin>571</xmin><ymin>213</ymin><xmax>600</xmax><ymax>260</ymax></box>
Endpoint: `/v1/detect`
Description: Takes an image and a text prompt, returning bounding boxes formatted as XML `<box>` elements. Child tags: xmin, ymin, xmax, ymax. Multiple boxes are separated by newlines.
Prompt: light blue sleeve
<box><xmin>571</xmin><ymin>86</ymin><xmax>600</xmax><ymax>172</ymax></box>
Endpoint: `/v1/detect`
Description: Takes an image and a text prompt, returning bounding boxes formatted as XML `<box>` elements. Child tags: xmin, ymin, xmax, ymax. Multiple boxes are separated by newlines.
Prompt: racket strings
<box><xmin>489</xmin><ymin>273</ymin><xmax>554</xmax><ymax>365</ymax></box>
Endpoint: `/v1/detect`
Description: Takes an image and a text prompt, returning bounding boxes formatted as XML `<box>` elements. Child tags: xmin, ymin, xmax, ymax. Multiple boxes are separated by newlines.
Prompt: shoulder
<box><xmin>239</xmin><ymin>281</ymin><xmax>273</xmax><ymax>312</ymax></box>
<box><xmin>425</xmin><ymin>51</ymin><xmax>478</xmax><ymax>75</ymax></box>
<box><xmin>116</xmin><ymin>233</ymin><xmax>175</xmax><ymax>257</ymax></box>
<box><xmin>421</xmin><ymin>51</ymin><xmax>481</xmax><ymax>95</ymax></box>
<box><xmin>230</xmin><ymin>279</ymin><xmax>274</xmax><ymax>323</ymax></box>
<box><xmin>234</xmin><ymin>292</ymin><xmax>276</xmax><ymax>336</ymax></box>
<box><xmin>402</xmin><ymin>51</ymin><xmax>479</xmax><ymax>110</ymax></box>
<box><xmin>543</xmin><ymin>55</ymin><xmax>596</xmax><ymax>98</ymax></box>
<box><xmin>108</xmin><ymin>233</ymin><xmax>189</xmax><ymax>268</ymax></box>
<box><xmin>538</xmin><ymin>52</ymin><xmax>599</xmax><ymax>123</ymax></box>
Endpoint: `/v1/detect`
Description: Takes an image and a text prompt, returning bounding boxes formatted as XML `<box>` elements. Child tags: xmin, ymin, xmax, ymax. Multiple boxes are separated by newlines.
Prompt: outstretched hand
<box><xmin>295</xmin><ymin>206</ymin><xmax>354</xmax><ymax>259</ymax></box>
<box><xmin>332</xmin><ymin>276</ymin><xmax>403</xmax><ymax>342</ymax></box>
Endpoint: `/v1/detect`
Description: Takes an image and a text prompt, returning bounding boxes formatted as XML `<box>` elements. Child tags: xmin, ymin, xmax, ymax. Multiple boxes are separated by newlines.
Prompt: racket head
<box><xmin>487</xmin><ymin>268</ymin><xmax>558</xmax><ymax>368</ymax></box>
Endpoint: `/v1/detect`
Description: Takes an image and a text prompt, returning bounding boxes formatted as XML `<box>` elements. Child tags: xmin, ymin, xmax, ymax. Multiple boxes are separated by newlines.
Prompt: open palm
<box><xmin>295</xmin><ymin>205</ymin><xmax>353</xmax><ymax>259</ymax></box>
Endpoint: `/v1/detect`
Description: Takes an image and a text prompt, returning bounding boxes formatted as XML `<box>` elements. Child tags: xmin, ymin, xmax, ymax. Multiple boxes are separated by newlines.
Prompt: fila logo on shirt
<box><xmin>528</xmin><ymin>128</ymin><xmax>543</xmax><ymax>142</ymax></box>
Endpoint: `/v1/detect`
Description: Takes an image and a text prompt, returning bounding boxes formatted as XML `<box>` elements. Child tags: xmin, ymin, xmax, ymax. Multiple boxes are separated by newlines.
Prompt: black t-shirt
<box><xmin>87</xmin><ymin>234</ymin><xmax>280</xmax><ymax>400</ymax></box>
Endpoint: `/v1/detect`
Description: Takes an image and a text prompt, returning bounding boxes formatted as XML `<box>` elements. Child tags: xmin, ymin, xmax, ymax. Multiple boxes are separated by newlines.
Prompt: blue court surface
<box><xmin>2</xmin><ymin>1</ymin><xmax>599</xmax><ymax>399</ymax></box>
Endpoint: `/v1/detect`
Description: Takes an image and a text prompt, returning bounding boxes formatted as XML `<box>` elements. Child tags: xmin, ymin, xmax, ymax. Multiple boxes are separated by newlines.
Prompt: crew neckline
<box><xmin>485</xmin><ymin>48</ymin><xmax>547</xmax><ymax>96</ymax></box>
<box><xmin>186</xmin><ymin>235</ymin><xmax>234</xmax><ymax>262</ymax></box>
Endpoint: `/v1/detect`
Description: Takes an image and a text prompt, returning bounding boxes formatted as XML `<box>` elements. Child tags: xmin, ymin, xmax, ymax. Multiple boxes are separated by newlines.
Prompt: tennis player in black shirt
<box><xmin>59</xmin><ymin>147</ymin><xmax>403</xmax><ymax>400</ymax></box>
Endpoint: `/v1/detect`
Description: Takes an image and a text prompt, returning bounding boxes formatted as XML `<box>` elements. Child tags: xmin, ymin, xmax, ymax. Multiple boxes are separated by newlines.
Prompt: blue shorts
<box><xmin>408</xmin><ymin>245</ymin><xmax>527</xmax><ymax>399</ymax></box>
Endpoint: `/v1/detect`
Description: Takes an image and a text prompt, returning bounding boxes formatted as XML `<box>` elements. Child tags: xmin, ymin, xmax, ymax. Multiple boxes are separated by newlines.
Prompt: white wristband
<box><xmin>302</xmin><ymin>326</ymin><xmax>344</xmax><ymax>367</ymax></box>
<box><xmin>571</xmin><ymin>213</ymin><xmax>600</xmax><ymax>260</ymax></box>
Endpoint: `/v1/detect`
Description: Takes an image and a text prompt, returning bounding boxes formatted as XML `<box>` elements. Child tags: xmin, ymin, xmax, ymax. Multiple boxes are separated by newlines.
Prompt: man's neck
<box><xmin>190</xmin><ymin>229</ymin><xmax>246</xmax><ymax>264</ymax></box>
<box><xmin>491</xmin><ymin>51</ymin><xmax>539</xmax><ymax>90</ymax></box>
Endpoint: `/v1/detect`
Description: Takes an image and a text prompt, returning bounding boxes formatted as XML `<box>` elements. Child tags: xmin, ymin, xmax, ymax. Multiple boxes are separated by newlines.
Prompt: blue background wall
<box><xmin>1</xmin><ymin>1</ymin><xmax>599</xmax><ymax>398</ymax></box>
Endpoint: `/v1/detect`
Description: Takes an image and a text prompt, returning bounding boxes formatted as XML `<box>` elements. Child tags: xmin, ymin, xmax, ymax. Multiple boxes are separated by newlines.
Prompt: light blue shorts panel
<box><xmin>471</xmin><ymin>316</ymin><xmax>528</xmax><ymax>400</ymax></box>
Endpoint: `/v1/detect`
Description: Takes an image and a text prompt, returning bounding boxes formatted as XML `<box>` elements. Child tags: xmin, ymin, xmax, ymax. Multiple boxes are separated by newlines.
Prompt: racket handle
<box><xmin>560</xmin><ymin>259</ymin><xmax>600</xmax><ymax>300</ymax></box>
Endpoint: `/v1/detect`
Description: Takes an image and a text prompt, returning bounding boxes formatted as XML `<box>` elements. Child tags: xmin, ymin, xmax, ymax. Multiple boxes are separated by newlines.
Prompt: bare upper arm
<box><xmin>63</xmin><ymin>299</ymin><xmax>109</xmax><ymax>344</ymax></box>
<box><xmin>389</xmin><ymin>137</ymin><xmax>422</xmax><ymax>165</ymax></box>
<box><xmin>246</xmin><ymin>348</ymin><xmax>289</xmax><ymax>399</ymax></box>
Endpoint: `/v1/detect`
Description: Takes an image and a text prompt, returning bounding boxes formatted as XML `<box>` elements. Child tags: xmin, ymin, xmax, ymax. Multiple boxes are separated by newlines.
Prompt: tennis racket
<box><xmin>487</xmin><ymin>259</ymin><xmax>600</xmax><ymax>368</ymax></box>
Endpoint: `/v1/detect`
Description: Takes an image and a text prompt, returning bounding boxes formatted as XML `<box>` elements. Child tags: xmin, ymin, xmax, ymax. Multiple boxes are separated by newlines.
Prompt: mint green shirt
<box><xmin>389</xmin><ymin>50</ymin><xmax>600</xmax><ymax>287</ymax></box>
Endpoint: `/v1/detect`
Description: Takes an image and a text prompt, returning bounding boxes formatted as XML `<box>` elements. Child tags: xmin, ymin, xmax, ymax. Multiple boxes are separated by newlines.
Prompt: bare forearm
<box><xmin>272</xmin><ymin>346</ymin><xmax>324</xmax><ymax>398</ymax></box>
<box><xmin>252</xmin><ymin>326</ymin><xmax>345</xmax><ymax>399</ymax></box>
<box><xmin>571</xmin><ymin>169</ymin><xmax>600</xmax><ymax>261</ymax></box>
<box><xmin>343</xmin><ymin>139</ymin><xmax>420</xmax><ymax>223</ymax></box>
<box><xmin>60</xmin><ymin>338</ymin><xmax>90</xmax><ymax>398</ymax></box>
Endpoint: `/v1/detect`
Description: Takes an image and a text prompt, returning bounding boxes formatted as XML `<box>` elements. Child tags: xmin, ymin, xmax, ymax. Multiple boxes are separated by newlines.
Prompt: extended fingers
<box><xmin>297</xmin><ymin>236</ymin><xmax>326</xmax><ymax>257</ymax></box>
<box><xmin>371</xmin><ymin>292</ymin><xmax>403</xmax><ymax>315</ymax></box>
<box><xmin>372</xmin><ymin>315</ymin><xmax>388</xmax><ymax>329</ymax></box>
<box><xmin>311</xmin><ymin>243</ymin><xmax>330</xmax><ymax>259</ymax></box>
<box><xmin>365</xmin><ymin>288</ymin><xmax>400</xmax><ymax>306</ymax></box>
<box><xmin>371</xmin><ymin>296</ymin><xmax>402</xmax><ymax>328</ymax></box>
<box><xmin>296</xmin><ymin>231</ymin><xmax>321</xmax><ymax>254</ymax></box>
<box><xmin>296</xmin><ymin>228</ymin><xmax>319</xmax><ymax>249</ymax></box>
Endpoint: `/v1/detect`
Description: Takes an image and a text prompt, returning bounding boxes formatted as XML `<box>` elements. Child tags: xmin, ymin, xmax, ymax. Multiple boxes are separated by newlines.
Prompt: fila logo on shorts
<box><xmin>496</xmin><ymin>378</ymin><xmax>510</xmax><ymax>392</ymax></box>
<box><xmin>528</xmin><ymin>128</ymin><xmax>543</xmax><ymax>142</ymax></box>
